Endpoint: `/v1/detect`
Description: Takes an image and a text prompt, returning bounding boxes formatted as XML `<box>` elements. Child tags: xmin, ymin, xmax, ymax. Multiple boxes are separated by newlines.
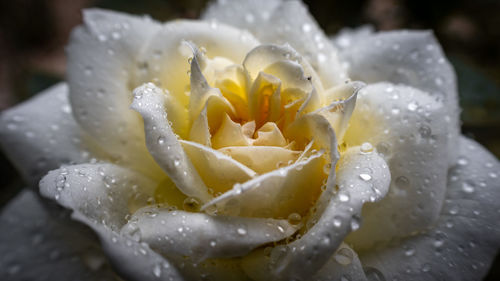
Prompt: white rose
<box><xmin>1</xmin><ymin>1</ymin><xmax>499</xmax><ymax>281</ymax></box>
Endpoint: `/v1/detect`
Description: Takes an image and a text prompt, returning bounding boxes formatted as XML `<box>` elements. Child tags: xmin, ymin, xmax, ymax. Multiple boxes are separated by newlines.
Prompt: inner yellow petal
<box><xmin>218</xmin><ymin>146</ymin><xmax>301</xmax><ymax>174</ymax></box>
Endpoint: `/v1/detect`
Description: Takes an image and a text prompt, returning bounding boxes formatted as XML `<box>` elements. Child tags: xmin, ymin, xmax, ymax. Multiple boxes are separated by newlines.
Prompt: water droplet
<box><xmin>391</xmin><ymin>108</ymin><xmax>400</xmax><ymax>115</ymax></box>
<box><xmin>462</xmin><ymin>181</ymin><xmax>475</xmax><ymax>193</ymax></box>
<box><xmin>210</xmin><ymin>240</ymin><xmax>217</xmax><ymax>247</ymax></box>
<box><xmin>183</xmin><ymin>197</ymin><xmax>200</xmax><ymax>212</ymax></box>
<box><xmin>395</xmin><ymin>176</ymin><xmax>410</xmax><ymax>189</ymax></box>
<box><xmin>405</xmin><ymin>247</ymin><xmax>415</xmax><ymax>256</ymax></box>
<box><xmin>350</xmin><ymin>215</ymin><xmax>361</xmax><ymax>231</ymax></box>
<box><xmin>364</xmin><ymin>267</ymin><xmax>386</xmax><ymax>281</ymax></box>
<box><xmin>407</xmin><ymin>101</ymin><xmax>418</xmax><ymax>111</ymax></box>
<box><xmin>339</xmin><ymin>192</ymin><xmax>350</xmax><ymax>202</ymax></box>
<box><xmin>333</xmin><ymin>216</ymin><xmax>342</xmax><ymax>227</ymax></box>
<box><xmin>359</xmin><ymin>173</ymin><xmax>372</xmax><ymax>181</ymax></box>
<box><xmin>457</xmin><ymin>157</ymin><xmax>468</xmax><ymax>166</ymax></box>
<box><xmin>433</xmin><ymin>238</ymin><xmax>444</xmax><ymax>248</ymax></box>
<box><xmin>287</xmin><ymin>213</ymin><xmax>302</xmax><ymax>225</ymax></box>
<box><xmin>302</xmin><ymin>23</ymin><xmax>312</xmax><ymax>33</ymax></box>
<box><xmin>449</xmin><ymin>205</ymin><xmax>459</xmax><ymax>215</ymax></box>
<box><xmin>237</xmin><ymin>227</ymin><xmax>247</xmax><ymax>236</ymax></box>
<box><xmin>157</xmin><ymin>136</ymin><xmax>165</xmax><ymax>145</ymax></box>
<box><xmin>147</xmin><ymin>263</ymin><xmax>160</xmax><ymax>278</ymax></box>
<box><xmin>173</xmin><ymin>158</ymin><xmax>181</xmax><ymax>167</ymax></box>
<box><xmin>360</xmin><ymin>142</ymin><xmax>373</xmax><ymax>154</ymax></box>
<box><xmin>323</xmin><ymin>163</ymin><xmax>332</xmax><ymax>174</ymax></box>
<box><xmin>421</xmin><ymin>263</ymin><xmax>431</xmax><ymax>273</ymax></box>
<box><xmin>334</xmin><ymin>247</ymin><xmax>354</xmax><ymax>265</ymax></box>
<box><xmin>419</xmin><ymin>125</ymin><xmax>432</xmax><ymax>138</ymax></box>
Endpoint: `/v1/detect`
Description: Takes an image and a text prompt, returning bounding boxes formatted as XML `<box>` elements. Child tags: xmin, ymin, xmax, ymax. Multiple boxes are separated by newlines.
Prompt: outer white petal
<box><xmin>270</xmin><ymin>146</ymin><xmax>390</xmax><ymax>280</ymax></box>
<box><xmin>0</xmin><ymin>190</ymin><xmax>118</xmax><ymax>281</ymax></box>
<box><xmin>0</xmin><ymin>83</ymin><xmax>102</xmax><ymax>186</ymax></box>
<box><xmin>241</xmin><ymin>243</ymin><xmax>368</xmax><ymax>281</ymax></box>
<box><xmin>122</xmin><ymin>207</ymin><xmax>297</xmax><ymax>261</ymax></box>
<box><xmin>340</xmin><ymin>30</ymin><xmax>460</xmax><ymax>164</ymax></box>
<box><xmin>360</xmin><ymin>136</ymin><xmax>500</xmax><ymax>281</ymax></box>
<box><xmin>131</xmin><ymin>83</ymin><xmax>212</xmax><ymax>202</ymax></box>
<box><xmin>39</xmin><ymin>163</ymin><xmax>158</xmax><ymax>231</ymax></box>
<box><xmin>344</xmin><ymin>83</ymin><xmax>450</xmax><ymax>249</ymax></box>
<box><xmin>73</xmin><ymin>213</ymin><xmax>184</xmax><ymax>281</ymax></box>
<box><xmin>203</xmin><ymin>0</ymin><xmax>346</xmax><ymax>87</ymax></box>
<box><xmin>67</xmin><ymin>9</ymin><xmax>164</xmax><ymax>179</ymax></box>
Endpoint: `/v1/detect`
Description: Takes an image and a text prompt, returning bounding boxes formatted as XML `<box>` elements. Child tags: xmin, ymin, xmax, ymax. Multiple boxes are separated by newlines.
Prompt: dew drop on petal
<box><xmin>457</xmin><ymin>157</ymin><xmax>468</xmax><ymax>166</ymax></box>
<box><xmin>360</xmin><ymin>142</ymin><xmax>373</xmax><ymax>154</ymax></box>
<box><xmin>339</xmin><ymin>192</ymin><xmax>350</xmax><ymax>202</ymax></box>
<box><xmin>183</xmin><ymin>197</ymin><xmax>200</xmax><ymax>212</ymax></box>
<box><xmin>334</xmin><ymin>247</ymin><xmax>354</xmax><ymax>265</ymax></box>
<box><xmin>407</xmin><ymin>101</ymin><xmax>418</xmax><ymax>111</ymax></box>
<box><xmin>287</xmin><ymin>213</ymin><xmax>302</xmax><ymax>225</ymax></box>
<box><xmin>364</xmin><ymin>267</ymin><xmax>386</xmax><ymax>281</ymax></box>
<box><xmin>237</xmin><ymin>227</ymin><xmax>247</xmax><ymax>236</ymax></box>
<box><xmin>462</xmin><ymin>181</ymin><xmax>475</xmax><ymax>193</ymax></box>
<box><xmin>350</xmin><ymin>215</ymin><xmax>361</xmax><ymax>231</ymax></box>
<box><xmin>333</xmin><ymin>216</ymin><xmax>342</xmax><ymax>227</ymax></box>
<box><xmin>359</xmin><ymin>173</ymin><xmax>372</xmax><ymax>181</ymax></box>
<box><xmin>419</xmin><ymin>125</ymin><xmax>432</xmax><ymax>138</ymax></box>
<box><xmin>395</xmin><ymin>176</ymin><xmax>410</xmax><ymax>189</ymax></box>
<box><xmin>153</xmin><ymin>264</ymin><xmax>162</xmax><ymax>278</ymax></box>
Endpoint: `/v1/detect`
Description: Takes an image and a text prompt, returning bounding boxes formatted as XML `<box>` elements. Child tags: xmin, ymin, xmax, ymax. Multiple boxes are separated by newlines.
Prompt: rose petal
<box><xmin>73</xmin><ymin>213</ymin><xmax>184</xmax><ymax>281</ymax></box>
<box><xmin>135</xmin><ymin>20</ymin><xmax>259</xmax><ymax>107</ymax></box>
<box><xmin>359</xmin><ymin>136</ymin><xmax>500</xmax><ymax>281</ymax></box>
<box><xmin>203</xmin><ymin>0</ymin><xmax>346</xmax><ymax>87</ymax></box>
<box><xmin>340</xmin><ymin>30</ymin><xmax>460</xmax><ymax>164</ymax></box>
<box><xmin>187</xmin><ymin>42</ymin><xmax>235</xmax><ymax>126</ymax></box>
<box><xmin>0</xmin><ymin>83</ymin><xmax>102</xmax><ymax>186</ymax></box>
<box><xmin>211</xmin><ymin>114</ymin><xmax>250</xmax><ymax>148</ymax></box>
<box><xmin>313</xmin><ymin>81</ymin><xmax>363</xmax><ymax>140</ymax></box>
<box><xmin>241</xmin><ymin>243</ymin><xmax>368</xmax><ymax>281</ymax></box>
<box><xmin>243</xmin><ymin>44</ymin><xmax>322</xmax><ymax>95</ymax></box>
<box><xmin>0</xmin><ymin>190</ymin><xmax>118</xmax><ymax>280</ymax></box>
<box><xmin>202</xmin><ymin>151</ymin><xmax>326</xmax><ymax>218</ymax></box>
<box><xmin>131</xmin><ymin>83</ymin><xmax>212</xmax><ymax>202</ymax></box>
<box><xmin>188</xmin><ymin>107</ymin><xmax>211</xmax><ymax>146</ymax></box>
<box><xmin>67</xmin><ymin>9</ymin><xmax>163</xmax><ymax>174</ymax></box>
<box><xmin>180</xmin><ymin>140</ymin><xmax>257</xmax><ymax>194</ymax></box>
<box><xmin>39</xmin><ymin>163</ymin><xmax>157</xmax><ymax>230</ymax></box>
<box><xmin>217</xmin><ymin>146</ymin><xmax>301</xmax><ymax>175</ymax></box>
<box><xmin>343</xmin><ymin>83</ymin><xmax>450</xmax><ymax>249</ymax></box>
<box><xmin>270</xmin><ymin>146</ymin><xmax>390</xmax><ymax>280</ymax></box>
<box><xmin>121</xmin><ymin>207</ymin><xmax>297</xmax><ymax>261</ymax></box>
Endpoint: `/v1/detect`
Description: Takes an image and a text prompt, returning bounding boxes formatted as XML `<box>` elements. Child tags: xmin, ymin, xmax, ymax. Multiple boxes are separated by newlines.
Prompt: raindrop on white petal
<box><xmin>359</xmin><ymin>173</ymin><xmax>372</xmax><ymax>181</ymax></box>
<box><xmin>334</xmin><ymin>247</ymin><xmax>354</xmax><ymax>265</ymax></box>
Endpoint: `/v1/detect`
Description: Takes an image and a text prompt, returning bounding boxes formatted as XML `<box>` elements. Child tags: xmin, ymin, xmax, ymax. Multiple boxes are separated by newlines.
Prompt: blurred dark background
<box><xmin>0</xmin><ymin>0</ymin><xmax>499</xmax><ymax>279</ymax></box>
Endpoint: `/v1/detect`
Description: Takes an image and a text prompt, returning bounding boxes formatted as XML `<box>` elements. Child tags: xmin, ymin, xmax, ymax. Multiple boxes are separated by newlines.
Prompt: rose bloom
<box><xmin>1</xmin><ymin>0</ymin><xmax>499</xmax><ymax>280</ymax></box>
